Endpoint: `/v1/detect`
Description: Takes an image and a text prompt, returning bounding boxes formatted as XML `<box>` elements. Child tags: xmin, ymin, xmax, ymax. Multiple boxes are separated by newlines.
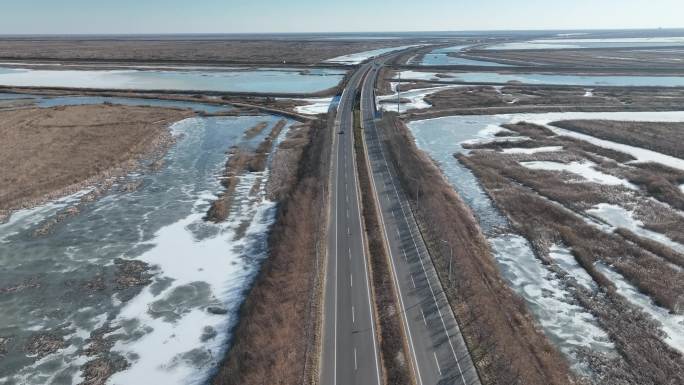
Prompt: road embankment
<box><xmin>211</xmin><ymin>115</ymin><xmax>332</xmax><ymax>385</ymax></box>
<box><xmin>376</xmin><ymin>114</ymin><xmax>575</xmax><ymax>385</ymax></box>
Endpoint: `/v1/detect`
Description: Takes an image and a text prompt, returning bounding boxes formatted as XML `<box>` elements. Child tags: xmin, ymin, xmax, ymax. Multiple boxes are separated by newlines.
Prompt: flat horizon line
<box><xmin>0</xmin><ymin>27</ymin><xmax>683</xmax><ymax>37</ymax></box>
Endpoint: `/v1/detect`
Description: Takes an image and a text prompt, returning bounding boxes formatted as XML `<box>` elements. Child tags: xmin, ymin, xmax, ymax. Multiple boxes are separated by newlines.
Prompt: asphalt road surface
<box><xmin>321</xmin><ymin>62</ymin><xmax>382</xmax><ymax>385</ymax></box>
<box><xmin>322</xmin><ymin>50</ymin><xmax>481</xmax><ymax>385</ymax></box>
<box><xmin>360</xmin><ymin>57</ymin><xmax>482</xmax><ymax>385</ymax></box>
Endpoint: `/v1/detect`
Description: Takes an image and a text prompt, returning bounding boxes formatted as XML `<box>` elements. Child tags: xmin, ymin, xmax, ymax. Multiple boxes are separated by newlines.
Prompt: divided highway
<box><xmin>322</xmin><ymin>52</ymin><xmax>480</xmax><ymax>385</ymax></box>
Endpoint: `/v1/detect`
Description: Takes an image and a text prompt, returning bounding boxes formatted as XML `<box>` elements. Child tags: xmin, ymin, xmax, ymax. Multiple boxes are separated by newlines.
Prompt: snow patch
<box><xmin>537</xmin><ymin>37</ymin><xmax>684</xmax><ymax>44</ymax></box>
<box><xmin>411</xmin><ymin>111</ymin><xmax>684</xmax><ymax>173</ymax></box>
<box><xmin>490</xmin><ymin>235</ymin><xmax>614</xmax><ymax>362</ymax></box>
<box><xmin>520</xmin><ymin>161</ymin><xmax>637</xmax><ymax>189</ymax></box>
<box><xmin>548</xmin><ymin>245</ymin><xmax>597</xmax><ymax>290</ymax></box>
<box><xmin>293</xmin><ymin>97</ymin><xmax>333</xmax><ymax>115</ymax></box>
<box><xmin>108</xmin><ymin>195</ymin><xmax>277</xmax><ymax>384</ymax></box>
<box><xmin>556</xmin><ymin>33</ymin><xmax>589</xmax><ymax>37</ymax></box>
<box><xmin>548</xmin><ymin>124</ymin><xmax>684</xmax><ymax>172</ymax></box>
<box><xmin>586</xmin><ymin>203</ymin><xmax>684</xmax><ymax>254</ymax></box>
<box><xmin>376</xmin><ymin>85</ymin><xmax>462</xmax><ymax>113</ymax></box>
<box><xmin>596</xmin><ymin>264</ymin><xmax>684</xmax><ymax>353</ymax></box>
<box><xmin>394</xmin><ymin>70</ymin><xmax>443</xmax><ymax>81</ymax></box>
<box><xmin>501</xmin><ymin>146</ymin><xmax>563</xmax><ymax>154</ymax></box>
<box><xmin>325</xmin><ymin>45</ymin><xmax>419</xmax><ymax>64</ymax></box>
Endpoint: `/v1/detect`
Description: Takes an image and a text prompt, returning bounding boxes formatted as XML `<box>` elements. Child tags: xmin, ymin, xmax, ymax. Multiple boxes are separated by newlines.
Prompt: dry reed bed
<box><xmin>459</xmin><ymin>154</ymin><xmax>684</xmax><ymax>384</ymax></box>
<box><xmin>456</xmin><ymin>119</ymin><xmax>684</xmax><ymax>383</ymax></box>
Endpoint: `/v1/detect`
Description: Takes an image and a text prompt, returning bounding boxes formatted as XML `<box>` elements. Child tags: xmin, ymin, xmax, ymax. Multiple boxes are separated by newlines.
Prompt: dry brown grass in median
<box><xmin>0</xmin><ymin>104</ymin><xmax>192</xmax><ymax>218</ymax></box>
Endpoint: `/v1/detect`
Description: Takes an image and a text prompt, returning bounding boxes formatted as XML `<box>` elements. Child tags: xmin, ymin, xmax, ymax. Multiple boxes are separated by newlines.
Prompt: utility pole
<box><xmin>440</xmin><ymin>239</ymin><xmax>453</xmax><ymax>285</ymax></box>
<box><xmin>406</xmin><ymin>175</ymin><xmax>422</xmax><ymax>210</ymax></box>
<box><xmin>396</xmin><ymin>71</ymin><xmax>401</xmax><ymax>114</ymax></box>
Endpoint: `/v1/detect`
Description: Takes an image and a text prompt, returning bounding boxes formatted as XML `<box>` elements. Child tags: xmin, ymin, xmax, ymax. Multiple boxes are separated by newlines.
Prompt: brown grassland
<box><xmin>465</xmin><ymin>47</ymin><xmax>684</xmax><ymax>69</ymax></box>
<box><xmin>0</xmin><ymin>104</ymin><xmax>192</xmax><ymax>220</ymax></box>
<box><xmin>0</xmin><ymin>39</ymin><xmax>409</xmax><ymax>65</ymax></box>
<box><xmin>552</xmin><ymin>119</ymin><xmax>684</xmax><ymax>159</ymax></box>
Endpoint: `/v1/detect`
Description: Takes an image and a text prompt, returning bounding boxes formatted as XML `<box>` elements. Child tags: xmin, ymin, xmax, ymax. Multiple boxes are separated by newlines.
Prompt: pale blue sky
<box><xmin>1</xmin><ymin>0</ymin><xmax>682</xmax><ymax>34</ymax></box>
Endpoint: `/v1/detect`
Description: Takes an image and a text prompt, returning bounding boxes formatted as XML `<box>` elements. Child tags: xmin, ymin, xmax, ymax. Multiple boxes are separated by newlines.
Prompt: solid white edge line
<box><xmin>332</xmin><ymin>83</ymin><xmax>346</xmax><ymax>385</ymax></box>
